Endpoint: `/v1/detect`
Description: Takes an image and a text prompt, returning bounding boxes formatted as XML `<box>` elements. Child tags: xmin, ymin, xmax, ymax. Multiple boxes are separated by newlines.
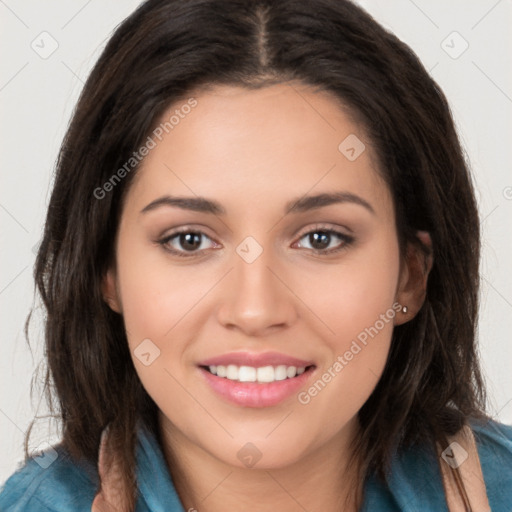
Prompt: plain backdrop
<box><xmin>1</xmin><ymin>0</ymin><xmax>511</xmax><ymax>485</ymax></box>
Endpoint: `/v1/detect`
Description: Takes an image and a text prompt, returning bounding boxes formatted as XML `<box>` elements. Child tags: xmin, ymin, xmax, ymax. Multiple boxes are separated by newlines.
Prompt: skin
<box><xmin>98</xmin><ymin>82</ymin><xmax>431</xmax><ymax>512</ymax></box>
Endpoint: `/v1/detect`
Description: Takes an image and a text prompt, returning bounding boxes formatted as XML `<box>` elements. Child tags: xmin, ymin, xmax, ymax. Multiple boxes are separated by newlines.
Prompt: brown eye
<box><xmin>176</xmin><ymin>232</ymin><xmax>202</xmax><ymax>251</ymax></box>
<box><xmin>159</xmin><ymin>230</ymin><xmax>217</xmax><ymax>257</ymax></box>
<box><xmin>295</xmin><ymin>229</ymin><xmax>354</xmax><ymax>254</ymax></box>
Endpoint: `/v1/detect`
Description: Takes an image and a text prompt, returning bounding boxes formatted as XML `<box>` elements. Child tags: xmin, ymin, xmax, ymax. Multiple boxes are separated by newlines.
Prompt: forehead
<box><xmin>125</xmin><ymin>82</ymin><xmax>391</xmax><ymax>218</ymax></box>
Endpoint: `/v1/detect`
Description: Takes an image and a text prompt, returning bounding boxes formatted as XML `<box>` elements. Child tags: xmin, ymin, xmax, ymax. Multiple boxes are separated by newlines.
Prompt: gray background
<box><xmin>1</xmin><ymin>0</ymin><xmax>511</xmax><ymax>484</ymax></box>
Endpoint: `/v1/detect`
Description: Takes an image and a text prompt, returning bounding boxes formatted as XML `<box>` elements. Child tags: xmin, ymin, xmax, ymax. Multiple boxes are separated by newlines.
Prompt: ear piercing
<box><xmin>402</xmin><ymin>305</ymin><xmax>408</xmax><ymax>313</ymax></box>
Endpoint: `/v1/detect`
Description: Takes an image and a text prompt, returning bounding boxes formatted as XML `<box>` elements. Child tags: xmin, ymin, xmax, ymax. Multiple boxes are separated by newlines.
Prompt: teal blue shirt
<box><xmin>1</xmin><ymin>419</ymin><xmax>511</xmax><ymax>511</ymax></box>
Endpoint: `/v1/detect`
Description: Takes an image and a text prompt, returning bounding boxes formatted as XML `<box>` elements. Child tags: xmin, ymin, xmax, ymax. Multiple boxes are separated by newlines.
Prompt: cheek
<box><xmin>115</xmin><ymin>253</ymin><xmax>205</xmax><ymax>426</ymax></box>
<box><xmin>293</xmin><ymin>233</ymin><xmax>400</xmax><ymax>418</ymax></box>
<box><xmin>114</xmin><ymin>238</ymin><xmax>221</xmax><ymax>407</ymax></box>
<box><xmin>115</xmin><ymin>234</ymin><xmax>208</xmax><ymax>341</ymax></box>
<box><xmin>300</xmin><ymin>231</ymin><xmax>400</xmax><ymax>345</ymax></box>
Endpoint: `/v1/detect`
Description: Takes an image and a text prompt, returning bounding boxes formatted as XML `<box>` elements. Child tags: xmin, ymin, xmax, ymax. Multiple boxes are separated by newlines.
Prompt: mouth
<box><xmin>197</xmin><ymin>355</ymin><xmax>317</xmax><ymax>408</ymax></box>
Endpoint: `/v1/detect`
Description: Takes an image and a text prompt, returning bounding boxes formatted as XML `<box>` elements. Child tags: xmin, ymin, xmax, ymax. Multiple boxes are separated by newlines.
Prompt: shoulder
<box><xmin>0</xmin><ymin>443</ymin><xmax>98</xmax><ymax>512</ymax></box>
<box><xmin>0</xmin><ymin>425</ymin><xmax>184</xmax><ymax>512</ymax></box>
<box><xmin>361</xmin><ymin>418</ymin><xmax>512</xmax><ymax>511</ymax></box>
<box><xmin>471</xmin><ymin>418</ymin><xmax>512</xmax><ymax>509</ymax></box>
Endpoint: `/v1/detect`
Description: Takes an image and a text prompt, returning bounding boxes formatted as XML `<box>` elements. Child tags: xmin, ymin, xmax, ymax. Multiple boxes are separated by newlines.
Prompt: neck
<box><xmin>158</xmin><ymin>413</ymin><xmax>363</xmax><ymax>512</ymax></box>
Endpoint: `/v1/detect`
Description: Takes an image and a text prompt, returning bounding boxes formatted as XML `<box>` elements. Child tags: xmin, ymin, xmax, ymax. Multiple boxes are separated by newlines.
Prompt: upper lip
<box><xmin>198</xmin><ymin>351</ymin><xmax>315</xmax><ymax>368</ymax></box>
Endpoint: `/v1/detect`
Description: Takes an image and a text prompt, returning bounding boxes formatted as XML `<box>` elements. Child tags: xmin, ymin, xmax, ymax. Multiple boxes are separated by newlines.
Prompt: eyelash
<box><xmin>157</xmin><ymin>224</ymin><xmax>355</xmax><ymax>258</ymax></box>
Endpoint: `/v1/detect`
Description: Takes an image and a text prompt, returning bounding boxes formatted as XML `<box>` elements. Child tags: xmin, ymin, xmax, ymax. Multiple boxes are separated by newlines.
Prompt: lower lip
<box><xmin>199</xmin><ymin>366</ymin><xmax>316</xmax><ymax>408</ymax></box>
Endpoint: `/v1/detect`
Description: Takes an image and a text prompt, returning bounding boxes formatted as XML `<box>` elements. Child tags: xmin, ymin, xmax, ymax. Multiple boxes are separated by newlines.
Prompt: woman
<box><xmin>1</xmin><ymin>0</ymin><xmax>511</xmax><ymax>511</ymax></box>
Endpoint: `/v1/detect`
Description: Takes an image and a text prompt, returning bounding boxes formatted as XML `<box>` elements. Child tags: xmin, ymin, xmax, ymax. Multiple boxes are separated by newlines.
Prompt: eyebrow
<box><xmin>139</xmin><ymin>191</ymin><xmax>375</xmax><ymax>216</ymax></box>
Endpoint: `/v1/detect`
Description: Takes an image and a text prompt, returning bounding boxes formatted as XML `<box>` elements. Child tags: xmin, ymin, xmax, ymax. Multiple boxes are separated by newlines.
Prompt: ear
<box><xmin>101</xmin><ymin>267</ymin><xmax>123</xmax><ymax>314</ymax></box>
<box><xmin>394</xmin><ymin>231</ymin><xmax>433</xmax><ymax>326</ymax></box>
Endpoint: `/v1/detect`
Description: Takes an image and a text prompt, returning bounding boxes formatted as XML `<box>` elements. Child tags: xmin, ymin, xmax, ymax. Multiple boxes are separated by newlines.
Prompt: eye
<box><xmin>294</xmin><ymin>227</ymin><xmax>354</xmax><ymax>255</ymax></box>
<box><xmin>157</xmin><ymin>225</ymin><xmax>354</xmax><ymax>258</ymax></box>
<box><xmin>158</xmin><ymin>229</ymin><xmax>218</xmax><ymax>257</ymax></box>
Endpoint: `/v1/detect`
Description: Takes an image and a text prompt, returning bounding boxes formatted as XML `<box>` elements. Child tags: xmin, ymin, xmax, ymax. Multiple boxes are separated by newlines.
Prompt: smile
<box><xmin>204</xmin><ymin>364</ymin><xmax>307</xmax><ymax>383</ymax></box>
<box><xmin>197</xmin><ymin>353</ymin><xmax>317</xmax><ymax>408</ymax></box>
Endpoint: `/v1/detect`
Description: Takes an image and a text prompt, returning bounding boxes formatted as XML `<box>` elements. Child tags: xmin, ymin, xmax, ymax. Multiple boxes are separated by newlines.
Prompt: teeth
<box><xmin>238</xmin><ymin>366</ymin><xmax>256</xmax><ymax>382</ymax></box>
<box><xmin>257</xmin><ymin>366</ymin><xmax>275</xmax><ymax>383</ymax></box>
<box><xmin>286</xmin><ymin>366</ymin><xmax>297</xmax><ymax>378</ymax></box>
<box><xmin>207</xmin><ymin>364</ymin><xmax>308</xmax><ymax>383</ymax></box>
<box><xmin>274</xmin><ymin>365</ymin><xmax>288</xmax><ymax>381</ymax></box>
<box><xmin>226</xmin><ymin>364</ymin><xmax>238</xmax><ymax>380</ymax></box>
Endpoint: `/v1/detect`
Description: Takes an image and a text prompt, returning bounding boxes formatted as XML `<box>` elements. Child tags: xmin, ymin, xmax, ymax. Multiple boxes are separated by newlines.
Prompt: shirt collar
<box><xmin>135</xmin><ymin>423</ymin><xmax>186</xmax><ymax>512</ymax></box>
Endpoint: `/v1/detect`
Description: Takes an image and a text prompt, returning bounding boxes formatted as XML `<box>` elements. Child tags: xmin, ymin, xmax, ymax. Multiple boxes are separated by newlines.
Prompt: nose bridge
<box><xmin>235</xmin><ymin>245</ymin><xmax>276</xmax><ymax>296</ymax></box>
<box><xmin>216</xmin><ymin>236</ymin><xmax>297</xmax><ymax>334</ymax></box>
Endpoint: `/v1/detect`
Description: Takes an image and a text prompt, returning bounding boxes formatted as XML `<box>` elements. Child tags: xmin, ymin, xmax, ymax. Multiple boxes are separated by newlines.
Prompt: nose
<box><xmin>216</xmin><ymin>244</ymin><xmax>298</xmax><ymax>337</ymax></box>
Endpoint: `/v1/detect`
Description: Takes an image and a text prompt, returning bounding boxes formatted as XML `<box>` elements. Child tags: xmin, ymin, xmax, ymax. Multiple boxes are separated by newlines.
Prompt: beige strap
<box><xmin>91</xmin><ymin>427</ymin><xmax>129</xmax><ymax>512</ymax></box>
<box><xmin>437</xmin><ymin>425</ymin><xmax>491</xmax><ymax>512</ymax></box>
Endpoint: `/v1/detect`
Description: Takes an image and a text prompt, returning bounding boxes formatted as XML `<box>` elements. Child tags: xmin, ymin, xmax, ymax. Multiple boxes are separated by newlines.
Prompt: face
<box><xmin>103</xmin><ymin>82</ymin><xmax>425</xmax><ymax>470</ymax></box>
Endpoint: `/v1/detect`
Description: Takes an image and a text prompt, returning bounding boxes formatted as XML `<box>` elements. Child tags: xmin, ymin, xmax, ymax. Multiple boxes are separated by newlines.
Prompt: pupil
<box><xmin>310</xmin><ymin>231</ymin><xmax>330</xmax><ymax>250</ymax></box>
<box><xmin>180</xmin><ymin>232</ymin><xmax>201</xmax><ymax>250</ymax></box>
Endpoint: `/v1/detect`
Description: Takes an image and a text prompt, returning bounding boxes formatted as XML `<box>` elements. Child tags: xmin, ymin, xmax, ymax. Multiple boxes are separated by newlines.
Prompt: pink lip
<box><xmin>199</xmin><ymin>366</ymin><xmax>316</xmax><ymax>407</ymax></box>
<box><xmin>198</xmin><ymin>351</ymin><xmax>315</xmax><ymax>368</ymax></box>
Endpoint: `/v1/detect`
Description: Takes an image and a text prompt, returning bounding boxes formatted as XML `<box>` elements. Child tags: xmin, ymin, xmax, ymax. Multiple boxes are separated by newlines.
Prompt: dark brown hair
<box><xmin>26</xmin><ymin>0</ymin><xmax>488</xmax><ymax>509</ymax></box>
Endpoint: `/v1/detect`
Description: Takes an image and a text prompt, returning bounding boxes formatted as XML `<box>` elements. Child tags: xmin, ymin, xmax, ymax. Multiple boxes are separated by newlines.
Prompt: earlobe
<box><xmin>395</xmin><ymin>231</ymin><xmax>433</xmax><ymax>325</ymax></box>
<box><xmin>101</xmin><ymin>268</ymin><xmax>122</xmax><ymax>314</ymax></box>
